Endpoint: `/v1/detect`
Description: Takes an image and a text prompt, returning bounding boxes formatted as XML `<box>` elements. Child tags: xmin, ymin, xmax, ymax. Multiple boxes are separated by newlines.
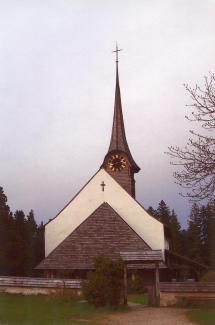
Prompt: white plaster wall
<box><xmin>45</xmin><ymin>169</ymin><xmax>165</xmax><ymax>256</ymax></box>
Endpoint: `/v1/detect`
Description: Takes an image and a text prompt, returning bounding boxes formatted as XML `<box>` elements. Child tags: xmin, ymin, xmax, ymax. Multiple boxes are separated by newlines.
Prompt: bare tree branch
<box><xmin>167</xmin><ymin>72</ymin><xmax>215</xmax><ymax>201</ymax></box>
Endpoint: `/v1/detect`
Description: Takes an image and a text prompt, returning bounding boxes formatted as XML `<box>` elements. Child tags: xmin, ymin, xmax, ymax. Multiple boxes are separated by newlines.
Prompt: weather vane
<box><xmin>112</xmin><ymin>43</ymin><xmax>122</xmax><ymax>63</ymax></box>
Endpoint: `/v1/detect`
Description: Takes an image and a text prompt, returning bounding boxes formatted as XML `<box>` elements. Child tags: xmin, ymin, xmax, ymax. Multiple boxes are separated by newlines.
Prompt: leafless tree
<box><xmin>168</xmin><ymin>72</ymin><xmax>215</xmax><ymax>201</ymax></box>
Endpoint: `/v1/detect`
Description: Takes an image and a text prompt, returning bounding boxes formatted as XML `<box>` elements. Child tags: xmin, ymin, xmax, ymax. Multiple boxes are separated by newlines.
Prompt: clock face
<box><xmin>108</xmin><ymin>154</ymin><xmax>127</xmax><ymax>171</ymax></box>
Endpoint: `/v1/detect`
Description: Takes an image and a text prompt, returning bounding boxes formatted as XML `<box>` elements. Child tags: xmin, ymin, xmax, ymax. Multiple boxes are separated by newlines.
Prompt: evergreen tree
<box><xmin>35</xmin><ymin>222</ymin><xmax>45</xmax><ymax>265</ymax></box>
<box><xmin>187</xmin><ymin>203</ymin><xmax>202</xmax><ymax>263</ymax></box>
<box><xmin>25</xmin><ymin>210</ymin><xmax>38</xmax><ymax>275</ymax></box>
<box><xmin>180</xmin><ymin>229</ymin><xmax>189</xmax><ymax>257</ymax></box>
<box><xmin>204</xmin><ymin>202</ymin><xmax>215</xmax><ymax>268</ymax></box>
<box><xmin>148</xmin><ymin>201</ymin><xmax>183</xmax><ymax>254</ymax></box>
<box><xmin>147</xmin><ymin>206</ymin><xmax>157</xmax><ymax>219</ymax></box>
<box><xmin>169</xmin><ymin>210</ymin><xmax>182</xmax><ymax>253</ymax></box>
<box><xmin>200</xmin><ymin>205</ymin><xmax>209</xmax><ymax>265</ymax></box>
<box><xmin>0</xmin><ymin>186</ymin><xmax>45</xmax><ymax>276</ymax></box>
<box><xmin>0</xmin><ymin>187</ymin><xmax>14</xmax><ymax>274</ymax></box>
<box><xmin>156</xmin><ymin>200</ymin><xmax>171</xmax><ymax>226</ymax></box>
<box><xmin>13</xmin><ymin>210</ymin><xmax>28</xmax><ymax>275</ymax></box>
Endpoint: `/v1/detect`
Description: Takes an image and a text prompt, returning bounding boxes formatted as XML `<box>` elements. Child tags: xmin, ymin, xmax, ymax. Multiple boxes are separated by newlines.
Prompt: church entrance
<box><xmin>120</xmin><ymin>251</ymin><xmax>163</xmax><ymax>306</ymax></box>
<box><xmin>127</xmin><ymin>270</ymin><xmax>150</xmax><ymax>306</ymax></box>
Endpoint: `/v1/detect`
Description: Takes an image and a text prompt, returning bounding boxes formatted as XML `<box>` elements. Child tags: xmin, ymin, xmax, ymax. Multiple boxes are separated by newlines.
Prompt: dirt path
<box><xmin>102</xmin><ymin>306</ymin><xmax>196</xmax><ymax>325</ymax></box>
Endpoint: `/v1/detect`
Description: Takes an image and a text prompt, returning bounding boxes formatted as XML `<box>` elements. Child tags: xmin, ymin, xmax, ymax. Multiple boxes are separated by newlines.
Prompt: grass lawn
<box><xmin>0</xmin><ymin>293</ymin><xmax>125</xmax><ymax>325</ymax></box>
<box><xmin>128</xmin><ymin>293</ymin><xmax>148</xmax><ymax>305</ymax></box>
<box><xmin>187</xmin><ymin>309</ymin><xmax>215</xmax><ymax>325</ymax></box>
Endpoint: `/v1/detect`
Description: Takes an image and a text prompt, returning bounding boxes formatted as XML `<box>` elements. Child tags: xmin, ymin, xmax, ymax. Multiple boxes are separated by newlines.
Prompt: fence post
<box><xmin>123</xmin><ymin>263</ymin><xmax>127</xmax><ymax>305</ymax></box>
<box><xmin>155</xmin><ymin>262</ymin><xmax>160</xmax><ymax>306</ymax></box>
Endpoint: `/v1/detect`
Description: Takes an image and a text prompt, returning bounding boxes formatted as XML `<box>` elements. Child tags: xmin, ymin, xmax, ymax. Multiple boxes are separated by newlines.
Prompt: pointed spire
<box><xmin>108</xmin><ymin>56</ymin><xmax>126</xmax><ymax>153</ymax></box>
<box><xmin>106</xmin><ymin>44</ymin><xmax>140</xmax><ymax>173</ymax></box>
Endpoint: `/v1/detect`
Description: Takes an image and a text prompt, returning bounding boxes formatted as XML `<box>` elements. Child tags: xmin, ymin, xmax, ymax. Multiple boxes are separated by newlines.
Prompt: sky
<box><xmin>1</xmin><ymin>0</ymin><xmax>215</xmax><ymax>228</ymax></box>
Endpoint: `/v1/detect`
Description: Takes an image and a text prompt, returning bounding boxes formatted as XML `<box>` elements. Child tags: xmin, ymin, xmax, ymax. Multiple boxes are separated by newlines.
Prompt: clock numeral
<box><xmin>107</xmin><ymin>153</ymin><xmax>127</xmax><ymax>172</ymax></box>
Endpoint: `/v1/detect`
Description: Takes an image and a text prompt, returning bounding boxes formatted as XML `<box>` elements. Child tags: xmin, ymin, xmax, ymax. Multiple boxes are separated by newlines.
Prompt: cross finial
<box><xmin>113</xmin><ymin>43</ymin><xmax>122</xmax><ymax>63</ymax></box>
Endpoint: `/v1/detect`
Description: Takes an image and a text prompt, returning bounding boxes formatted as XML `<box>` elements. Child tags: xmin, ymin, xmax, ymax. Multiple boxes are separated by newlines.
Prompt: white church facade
<box><xmin>37</xmin><ymin>47</ymin><xmax>171</xmax><ymax>280</ymax></box>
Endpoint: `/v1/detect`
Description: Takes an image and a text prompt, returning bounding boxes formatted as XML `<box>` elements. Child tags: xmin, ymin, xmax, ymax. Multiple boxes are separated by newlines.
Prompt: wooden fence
<box><xmin>0</xmin><ymin>276</ymin><xmax>82</xmax><ymax>295</ymax></box>
<box><xmin>159</xmin><ymin>282</ymin><xmax>215</xmax><ymax>306</ymax></box>
<box><xmin>1</xmin><ymin>276</ymin><xmax>215</xmax><ymax>307</ymax></box>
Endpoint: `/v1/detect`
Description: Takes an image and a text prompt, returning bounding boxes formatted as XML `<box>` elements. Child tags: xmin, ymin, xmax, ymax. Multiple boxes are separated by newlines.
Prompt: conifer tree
<box><xmin>13</xmin><ymin>210</ymin><xmax>28</xmax><ymax>275</ymax></box>
<box><xmin>200</xmin><ymin>205</ymin><xmax>209</xmax><ymax>265</ymax></box>
<box><xmin>25</xmin><ymin>210</ymin><xmax>38</xmax><ymax>275</ymax></box>
<box><xmin>156</xmin><ymin>200</ymin><xmax>171</xmax><ymax>226</ymax></box>
<box><xmin>169</xmin><ymin>210</ymin><xmax>182</xmax><ymax>253</ymax></box>
<box><xmin>187</xmin><ymin>203</ymin><xmax>202</xmax><ymax>263</ymax></box>
<box><xmin>149</xmin><ymin>201</ymin><xmax>183</xmax><ymax>254</ymax></box>
<box><xmin>204</xmin><ymin>202</ymin><xmax>215</xmax><ymax>268</ymax></box>
<box><xmin>35</xmin><ymin>222</ymin><xmax>45</xmax><ymax>264</ymax></box>
<box><xmin>0</xmin><ymin>187</ymin><xmax>14</xmax><ymax>274</ymax></box>
<box><xmin>180</xmin><ymin>229</ymin><xmax>189</xmax><ymax>257</ymax></box>
<box><xmin>0</xmin><ymin>186</ymin><xmax>45</xmax><ymax>276</ymax></box>
<box><xmin>147</xmin><ymin>206</ymin><xmax>157</xmax><ymax>219</ymax></box>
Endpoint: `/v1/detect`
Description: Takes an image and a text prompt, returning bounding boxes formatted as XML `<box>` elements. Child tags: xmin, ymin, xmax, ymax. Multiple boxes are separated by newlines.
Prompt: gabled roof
<box><xmin>120</xmin><ymin>250</ymin><xmax>163</xmax><ymax>264</ymax></box>
<box><xmin>37</xmin><ymin>202</ymin><xmax>150</xmax><ymax>270</ymax></box>
<box><xmin>44</xmin><ymin>168</ymin><xmax>164</xmax><ymax>257</ymax></box>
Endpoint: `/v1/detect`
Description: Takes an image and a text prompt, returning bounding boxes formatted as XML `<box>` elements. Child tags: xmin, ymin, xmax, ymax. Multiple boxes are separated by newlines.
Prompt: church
<box><xmin>36</xmin><ymin>47</ymin><xmax>173</xmax><ymax>281</ymax></box>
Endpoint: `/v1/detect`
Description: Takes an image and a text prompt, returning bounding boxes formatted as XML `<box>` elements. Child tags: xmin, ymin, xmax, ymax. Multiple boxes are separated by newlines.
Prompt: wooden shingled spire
<box><xmin>103</xmin><ymin>44</ymin><xmax>140</xmax><ymax>173</ymax></box>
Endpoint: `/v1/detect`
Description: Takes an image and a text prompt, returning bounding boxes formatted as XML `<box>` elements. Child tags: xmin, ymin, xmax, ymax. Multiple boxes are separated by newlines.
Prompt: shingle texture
<box><xmin>103</xmin><ymin>65</ymin><xmax>140</xmax><ymax>173</ymax></box>
<box><xmin>120</xmin><ymin>250</ymin><xmax>163</xmax><ymax>263</ymax></box>
<box><xmin>37</xmin><ymin>202</ymin><xmax>149</xmax><ymax>270</ymax></box>
<box><xmin>105</xmin><ymin>160</ymin><xmax>135</xmax><ymax>196</ymax></box>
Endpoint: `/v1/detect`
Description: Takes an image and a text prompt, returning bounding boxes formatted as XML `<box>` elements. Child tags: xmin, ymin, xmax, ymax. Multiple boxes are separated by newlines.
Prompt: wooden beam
<box><xmin>154</xmin><ymin>262</ymin><xmax>160</xmax><ymax>306</ymax></box>
<box><xmin>123</xmin><ymin>264</ymin><xmax>127</xmax><ymax>305</ymax></box>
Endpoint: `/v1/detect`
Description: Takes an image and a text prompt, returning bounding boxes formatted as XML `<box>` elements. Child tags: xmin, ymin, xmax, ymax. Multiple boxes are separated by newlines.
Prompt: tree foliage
<box><xmin>0</xmin><ymin>186</ymin><xmax>44</xmax><ymax>276</ymax></box>
<box><xmin>185</xmin><ymin>201</ymin><xmax>215</xmax><ymax>268</ymax></box>
<box><xmin>1</xmin><ymin>185</ymin><xmax>214</xmax><ymax>278</ymax></box>
<box><xmin>187</xmin><ymin>204</ymin><xmax>202</xmax><ymax>263</ymax></box>
<box><xmin>0</xmin><ymin>186</ymin><xmax>14</xmax><ymax>274</ymax></box>
<box><xmin>168</xmin><ymin>73</ymin><xmax>215</xmax><ymax>201</ymax></box>
<box><xmin>147</xmin><ymin>199</ymin><xmax>215</xmax><ymax>269</ymax></box>
<box><xmin>82</xmin><ymin>256</ymin><xmax>123</xmax><ymax>307</ymax></box>
<box><xmin>200</xmin><ymin>270</ymin><xmax>215</xmax><ymax>282</ymax></box>
<box><xmin>148</xmin><ymin>200</ymin><xmax>182</xmax><ymax>254</ymax></box>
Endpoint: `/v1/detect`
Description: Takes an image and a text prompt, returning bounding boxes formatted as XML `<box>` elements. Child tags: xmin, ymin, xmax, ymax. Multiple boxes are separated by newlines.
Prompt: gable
<box><xmin>38</xmin><ymin>203</ymin><xmax>150</xmax><ymax>269</ymax></box>
<box><xmin>45</xmin><ymin>168</ymin><xmax>164</xmax><ymax>256</ymax></box>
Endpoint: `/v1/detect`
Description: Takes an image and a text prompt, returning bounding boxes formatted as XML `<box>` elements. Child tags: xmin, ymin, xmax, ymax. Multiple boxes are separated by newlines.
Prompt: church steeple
<box><xmin>102</xmin><ymin>45</ymin><xmax>140</xmax><ymax>197</ymax></box>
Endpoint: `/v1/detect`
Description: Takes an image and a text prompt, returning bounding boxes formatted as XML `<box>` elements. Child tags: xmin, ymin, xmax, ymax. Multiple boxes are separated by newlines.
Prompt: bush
<box><xmin>128</xmin><ymin>273</ymin><xmax>146</xmax><ymax>293</ymax></box>
<box><xmin>200</xmin><ymin>270</ymin><xmax>215</xmax><ymax>282</ymax></box>
<box><xmin>82</xmin><ymin>256</ymin><xmax>123</xmax><ymax>307</ymax></box>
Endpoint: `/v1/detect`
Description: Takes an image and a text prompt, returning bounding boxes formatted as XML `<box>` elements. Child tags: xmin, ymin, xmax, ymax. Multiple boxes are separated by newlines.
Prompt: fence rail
<box><xmin>160</xmin><ymin>282</ymin><xmax>215</xmax><ymax>293</ymax></box>
<box><xmin>0</xmin><ymin>276</ymin><xmax>82</xmax><ymax>289</ymax></box>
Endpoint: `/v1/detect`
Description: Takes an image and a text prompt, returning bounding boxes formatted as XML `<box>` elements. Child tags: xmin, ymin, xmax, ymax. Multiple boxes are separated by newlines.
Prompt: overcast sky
<box><xmin>1</xmin><ymin>0</ymin><xmax>215</xmax><ymax>227</ymax></box>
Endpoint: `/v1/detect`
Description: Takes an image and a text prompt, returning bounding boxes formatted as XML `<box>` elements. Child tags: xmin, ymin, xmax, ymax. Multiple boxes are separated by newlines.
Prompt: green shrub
<box><xmin>200</xmin><ymin>270</ymin><xmax>215</xmax><ymax>282</ymax></box>
<box><xmin>128</xmin><ymin>273</ymin><xmax>146</xmax><ymax>293</ymax></box>
<box><xmin>82</xmin><ymin>256</ymin><xmax>123</xmax><ymax>307</ymax></box>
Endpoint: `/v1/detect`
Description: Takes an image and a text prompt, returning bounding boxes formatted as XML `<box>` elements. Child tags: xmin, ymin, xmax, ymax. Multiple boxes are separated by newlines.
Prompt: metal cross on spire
<box><xmin>113</xmin><ymin>43</ymin><xmax>122</xmax><ymax>63</ymax></box>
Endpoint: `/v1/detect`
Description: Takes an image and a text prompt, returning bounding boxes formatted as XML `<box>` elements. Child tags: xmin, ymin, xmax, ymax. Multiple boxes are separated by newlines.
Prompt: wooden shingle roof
<box><xmin>120</xmin><ymin>250</ymin><xmax>163</xmax><ymax>264</ymax></box>
<box><xmin>36</xmin><ymin>203</ymin><xmax>150</xmax><ymax>270</ymax></box>
<box><xmin>102</xmin><ymin>63</ymin><xmax>140</xmax><ymax>173</ymax></box>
